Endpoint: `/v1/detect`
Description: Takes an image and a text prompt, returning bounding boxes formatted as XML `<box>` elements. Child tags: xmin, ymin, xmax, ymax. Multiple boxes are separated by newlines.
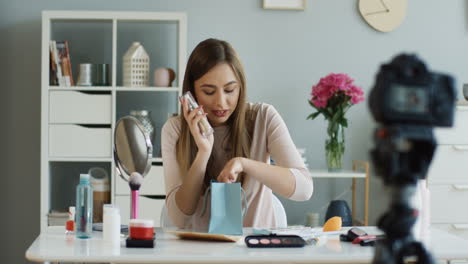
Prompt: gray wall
<box><xmin>2</xmin><ymin>0</ymin><xmax>468</xmax><ymax>263</ymax></box>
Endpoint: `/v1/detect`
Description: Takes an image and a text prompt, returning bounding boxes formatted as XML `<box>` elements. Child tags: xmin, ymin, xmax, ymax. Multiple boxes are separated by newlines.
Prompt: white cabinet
<box><xmin>41</xmin><ymin>11</ymin><xmax>186</xmax><ymax>231</ymax></box>
<box><xmin>428</xmin><ymin>103</ymin><xmax>468</xmax><ymax>240</ymax></box>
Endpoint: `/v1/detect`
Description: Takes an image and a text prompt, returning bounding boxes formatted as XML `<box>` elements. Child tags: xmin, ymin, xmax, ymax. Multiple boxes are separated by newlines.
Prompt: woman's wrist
<box><xmin>196</xmin><ymin>150</ymin><xmax>211</xmax><ymax>163</ymax></box>
<box><xmin>237</xmin><ymin>157</ymin><xmax>248</xmax><ymax>174</ymax></box>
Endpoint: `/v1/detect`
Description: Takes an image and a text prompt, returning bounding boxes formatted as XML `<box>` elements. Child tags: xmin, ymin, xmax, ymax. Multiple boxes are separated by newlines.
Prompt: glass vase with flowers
<box><xmin>307</xmin><ymin>73</ymin><xmax>365</xmax><ymax>171</ymax></box>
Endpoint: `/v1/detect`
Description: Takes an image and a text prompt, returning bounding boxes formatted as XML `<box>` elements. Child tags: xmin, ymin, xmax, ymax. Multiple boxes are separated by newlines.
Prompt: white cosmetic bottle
<box><xmin>103</xmin><ymin>204</ymin><xmax>121</xmax><ymax>245</ymax></box>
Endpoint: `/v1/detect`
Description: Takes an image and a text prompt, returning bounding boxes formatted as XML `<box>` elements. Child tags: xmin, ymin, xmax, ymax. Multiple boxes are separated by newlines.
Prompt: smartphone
<box><xmin>179</xmin><ymin>91</ymin><xmax>213</xmax><ymax>137</ymax></box>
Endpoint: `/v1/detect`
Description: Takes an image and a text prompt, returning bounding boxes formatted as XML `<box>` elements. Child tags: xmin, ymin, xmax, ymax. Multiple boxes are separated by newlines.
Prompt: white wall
<box><xmin>1</xmin><ymin>0</ymin><xmax>467</xmax><ymax>263</ymax></box>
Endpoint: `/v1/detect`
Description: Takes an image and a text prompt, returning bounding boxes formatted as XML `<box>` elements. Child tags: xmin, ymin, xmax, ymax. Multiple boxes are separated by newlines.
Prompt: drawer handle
<box><xmin>452</xmin><ymin>185</ymin><xmax>468</xmax><ymax>190</ymax></box>
<box><xmin>452</xmin><ymin>224</ymin><xmax>468</xmax><ymax>230</ymax></box>
<box><xmin>78</xmin><ymin>90</ymin><xmax>111</xmax><ymax>95</ymax></box>
<box><xmin>452</xmin><ymin>145</ymin><xmax>468</xmax><ymax>151</ymax></box>
<box><xmin>141</xmin><ymin>195</ymin><xmax>166</xmax><ymax>199</ymax></box>
<box><xmin>77</xmin><ymin>124</ymin><xmax>111</xmax><ymax>129</ymax></box>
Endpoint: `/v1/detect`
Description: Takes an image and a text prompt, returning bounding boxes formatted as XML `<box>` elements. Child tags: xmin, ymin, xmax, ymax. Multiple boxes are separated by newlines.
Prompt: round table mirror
<box><xmin>114</xmin><ymin>116</ymin><xmax>152</xmax><ymax>181</ymax></box>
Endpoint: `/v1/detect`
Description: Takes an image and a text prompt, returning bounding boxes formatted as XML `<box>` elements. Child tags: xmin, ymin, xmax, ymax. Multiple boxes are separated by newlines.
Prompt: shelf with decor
<box><xmin>49</xmin><ymin>86</ymin><xmax>180</xmax><ymax>92</ymax></box>
<box><xmin>310</xmin><ymin>160</ymin><xmax>370</xmax><ymax>226</ymax></box>
<box><xmin>49</xmin><ymin>86</ymin><xmax>113</xmax><ymax>91</ymax></box>
<box><xmin>41</xmin><ymin>10</ymin><xmax>186</xmax><ymax>231</ymax></box>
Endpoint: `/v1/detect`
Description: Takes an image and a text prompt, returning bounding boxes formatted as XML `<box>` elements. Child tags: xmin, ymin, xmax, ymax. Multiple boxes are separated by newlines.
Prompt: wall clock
<box><xmin>358</xmin><ymin>0</ymin><xmax>407</xmax><ymax>32</ymax></box>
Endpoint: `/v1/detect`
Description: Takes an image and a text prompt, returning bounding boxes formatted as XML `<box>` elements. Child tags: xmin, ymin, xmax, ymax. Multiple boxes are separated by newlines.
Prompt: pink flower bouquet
<box><xmin>308</xmin><ymin>73</ymin><xmax>364</xmax><ymax>170</ymax></box>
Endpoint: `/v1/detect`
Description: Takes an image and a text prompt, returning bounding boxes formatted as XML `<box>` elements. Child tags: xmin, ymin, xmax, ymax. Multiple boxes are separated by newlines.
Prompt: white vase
<box><xmin>123</xmin><ymin>42</ymin><xmax>150</xmax><ymax>87</ymax></box>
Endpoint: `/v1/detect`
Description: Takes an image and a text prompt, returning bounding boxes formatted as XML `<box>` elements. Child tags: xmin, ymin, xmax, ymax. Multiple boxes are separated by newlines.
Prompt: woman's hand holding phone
<box><xmin>181</xmin><ymin>97</ymin><xmax>214</xmax><ymax>155</ymax></box>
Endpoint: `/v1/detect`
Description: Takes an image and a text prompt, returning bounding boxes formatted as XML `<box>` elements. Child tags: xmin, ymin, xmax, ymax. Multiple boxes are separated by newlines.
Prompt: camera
<box><xmin>369</xmin><ymin>54</ymin><xmax>456</xmax><ymax>264</ymax></box>
<box><xmin>369</xmin><ymin>54</ymin><xmax>456</xmax><ymax>186</ymax></box>
<box><xmin>369</xmin><ymin>54</ymin><xmax>455</xmax><ymax>127</ymax></box>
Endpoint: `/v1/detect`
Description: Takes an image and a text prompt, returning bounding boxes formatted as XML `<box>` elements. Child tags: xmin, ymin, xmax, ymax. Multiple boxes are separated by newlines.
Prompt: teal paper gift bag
<box><xmin>202</xmin><ymin>181</ymin><xmax>246</xmax><ymax>235</ymax></box>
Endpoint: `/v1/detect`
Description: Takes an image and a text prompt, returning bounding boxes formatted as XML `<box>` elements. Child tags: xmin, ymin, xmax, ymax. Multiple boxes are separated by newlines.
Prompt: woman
<box><xmin>161</xmin><ymin>38</ymin><xmax>313</xmax><ymax>229</ymax></box>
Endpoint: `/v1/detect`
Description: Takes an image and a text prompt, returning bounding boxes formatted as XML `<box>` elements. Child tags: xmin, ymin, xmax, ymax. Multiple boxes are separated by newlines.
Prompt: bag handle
<box><xmin>241</xmin><ymin>188</ymin><xmax>247</xmax><ymax>218</ymax></box>
<box><xmin>200</xmin><ymin>182</ymin><xmax>248</xmax><ymax>218</ymax></box>
<box><xmin>201</xmin><ymin>186</ymin><xmax>211</xmax><ymax>217</ymax></box>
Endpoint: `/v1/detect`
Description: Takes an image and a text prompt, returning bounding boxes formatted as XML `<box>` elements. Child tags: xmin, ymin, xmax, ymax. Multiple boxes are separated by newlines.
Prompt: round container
<box><xmin>305</xmin><ymin>212</ymin><xmax>320</xmax><ymax>227</ymax></box>
<box><xmin>94</xmin><ymin>64</ymin><xmax>110</xmax><ymax>86</ymax></box>
<box><xmin>129</xmin><ymin>219</ymin><xmax>154</xmax><ymax>240</ymax></box>
<box><xmin>76</xmin><ymin>63</ymin><xmax>94</xmax><ymax>86</ymax></box>
<box><xmin>89</xmin><ymin>167</ymin><xmax>110</xmax><ymax>223</ymax></box>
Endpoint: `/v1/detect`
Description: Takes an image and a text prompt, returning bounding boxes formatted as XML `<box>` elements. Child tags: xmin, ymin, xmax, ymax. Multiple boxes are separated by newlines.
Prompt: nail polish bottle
<box><xmin>66</xmin><ymin>206</ymin><xmax>75</xmax><ymax>234</ymax></box>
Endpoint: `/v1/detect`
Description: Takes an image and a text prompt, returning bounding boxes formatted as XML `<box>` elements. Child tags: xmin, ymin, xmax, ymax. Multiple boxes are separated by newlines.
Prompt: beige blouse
<box><xmin>161</xmin><ymin>103</ymin><xmax>313</xmax><ymax>230</ymax></box>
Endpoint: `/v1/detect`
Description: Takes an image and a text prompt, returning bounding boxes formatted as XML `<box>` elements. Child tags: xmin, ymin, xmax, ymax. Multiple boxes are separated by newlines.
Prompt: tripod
<box><xmin>373</xmin><ymin>184</ymin><xmax>434</xmax><ymax>264</ymax></box>
<box><xmin>371</xmin><ymin>126</ymin><xmax>436</xmax><ymax>264</ymax></box>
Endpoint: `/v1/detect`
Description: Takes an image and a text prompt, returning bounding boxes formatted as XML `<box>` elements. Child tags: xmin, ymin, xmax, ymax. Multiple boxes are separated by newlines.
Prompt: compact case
<box><xmin>244</xmin><ymin>235</ymin><xmax>306</xmax><ymax>248</ymax></box>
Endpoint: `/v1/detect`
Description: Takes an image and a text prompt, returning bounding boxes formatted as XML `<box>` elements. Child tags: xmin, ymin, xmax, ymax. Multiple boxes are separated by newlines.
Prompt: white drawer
<box><xmin>435</xmin><ymin>105</ymin><xmax>468</xmax><ymax>144</ymax></box>
<box><xmin>115</xmin><ymin>195</ymin><xmax>164</xmax><ymax>226</ymax></box>
<box><xmin>432</xmin><ymin>223</ymin><xmax>468</xmax><ymax>240</ymax></box>
<box><xmin>427</xmin><ymin>145</ymin><xmax>468</xmax><ymax>184</ymax></box>
<box><xmin>430</xmin><ymin>184</ymin><xmax>468</xmax><ymax>223</ymax></box>
<box><xmin>49</xmin><ymin>124</ymin><xmax>111</xmax><ymax>157</ymax></box>
<box><xmin>49</xmin><ymin>91</ymin><xmax>111</xmax><ymax>124</ymax></box>
<box><xmin>116</xmin><ymin>165</ymin><xmax>165</xmax><ymax>195</ymax></box>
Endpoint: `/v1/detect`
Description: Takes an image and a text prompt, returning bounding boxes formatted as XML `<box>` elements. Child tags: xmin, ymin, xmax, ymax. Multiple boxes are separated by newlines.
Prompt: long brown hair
<box><xmin>176</xmin><ymin>38</ymin><xmax>253</xmax><ymax>187</ymax></box>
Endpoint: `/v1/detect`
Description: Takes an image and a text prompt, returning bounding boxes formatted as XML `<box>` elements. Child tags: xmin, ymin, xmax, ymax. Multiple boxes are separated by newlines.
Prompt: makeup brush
<box><xmin>129</xmin><ymin>172</ymin><xmax>144</xmax><ymax>219</ymax></box>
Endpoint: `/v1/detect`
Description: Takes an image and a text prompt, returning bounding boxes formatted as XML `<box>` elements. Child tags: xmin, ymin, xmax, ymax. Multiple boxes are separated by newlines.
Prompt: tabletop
<box><xmin>25</xmin><ymin>226</ymin><xmax>468</xmax><ymax>263</ymax></box>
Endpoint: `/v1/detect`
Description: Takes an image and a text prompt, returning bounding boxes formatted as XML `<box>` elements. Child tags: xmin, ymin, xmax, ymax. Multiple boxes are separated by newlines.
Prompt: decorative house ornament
<box><xmin>123</xmin><ymin>42</ymin><xmax>150</xmax><ymax>87</ymax></box>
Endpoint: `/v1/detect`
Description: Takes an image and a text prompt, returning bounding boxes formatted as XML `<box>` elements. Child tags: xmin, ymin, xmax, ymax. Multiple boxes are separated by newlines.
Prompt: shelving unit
<box><xmin>41</xmin><ymin>11</ymin><xmax>186</xmax><ymax>231</ymax></box>
<box><xmin>310</xmin><ymin>160</ymin><xmax>369</xmax><ymax>226</ymax></box>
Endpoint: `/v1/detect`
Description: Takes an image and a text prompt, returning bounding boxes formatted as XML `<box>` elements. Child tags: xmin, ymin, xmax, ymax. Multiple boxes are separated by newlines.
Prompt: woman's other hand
<box><xmin>181</xmin><ymin>97</ymin><xmax>214</xmax><ymax>154</ymax></box>
<box><xmin>217</xmin><ymin>157</ymin><xmax>244</xmax><ymax>183</ymax></box>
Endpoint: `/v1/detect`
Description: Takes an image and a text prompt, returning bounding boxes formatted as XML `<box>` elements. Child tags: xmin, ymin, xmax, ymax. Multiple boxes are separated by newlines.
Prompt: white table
<box><xmin>26</xmin><ymin>226</ymin><xmax>468</xmax><ymax>263</ymax></box>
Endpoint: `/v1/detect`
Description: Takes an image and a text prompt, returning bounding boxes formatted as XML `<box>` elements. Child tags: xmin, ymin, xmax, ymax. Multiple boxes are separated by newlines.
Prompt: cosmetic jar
<box><xmin>129</xmin><ymin>219</ymin><xmax>154</xmax><ymax>240</ymax></box>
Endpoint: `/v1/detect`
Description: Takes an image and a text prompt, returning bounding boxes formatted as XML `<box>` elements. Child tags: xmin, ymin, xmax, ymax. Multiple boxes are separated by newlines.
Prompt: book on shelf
<box><xmin>47</xmin><ymin>210</ymin><xmax>68</xmax><ymax>226</ymax></box>
<box><xmin>49</xmin><ymin>46</ymin><xmax>58</xmax><ymax>86</ymax></box>
<box><xmin>49</xmin><ymin>40</ymin><xmax>74</xmax><ymax>86</ymax></box>
<box><xmin>49</xmin><ymin>40</ymin><xmax>62</xmax><ymax>85</ymax></box>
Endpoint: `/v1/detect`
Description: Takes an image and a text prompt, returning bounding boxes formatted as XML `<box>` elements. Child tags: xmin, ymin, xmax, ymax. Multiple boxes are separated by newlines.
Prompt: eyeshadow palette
<box><xmin>244</xmin><ymin>235</ymin><xmax>306</xmax><ymax>248</ymax></box>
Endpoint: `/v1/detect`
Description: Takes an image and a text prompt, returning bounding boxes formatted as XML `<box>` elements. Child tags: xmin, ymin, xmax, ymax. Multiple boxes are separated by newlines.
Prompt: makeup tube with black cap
<box><xmin>180</xmin><ymin>91</ymin><xmax>214</xmax><ymax>137</ymax></box>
